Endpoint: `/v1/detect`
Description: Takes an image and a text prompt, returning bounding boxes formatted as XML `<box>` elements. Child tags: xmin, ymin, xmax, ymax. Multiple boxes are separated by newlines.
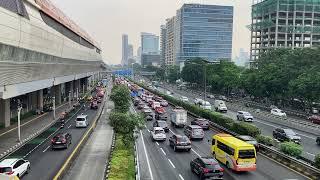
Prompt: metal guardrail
<box><xmin>133</xmin><ymin>81</ymin><xmax>320</xmax><ymax>180</ymax></box>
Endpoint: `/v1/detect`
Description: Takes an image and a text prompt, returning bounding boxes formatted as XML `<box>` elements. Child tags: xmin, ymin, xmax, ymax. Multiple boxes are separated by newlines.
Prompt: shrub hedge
<box><xmin>280</xmin><ymin>142</ymin><xmax>303</xmax><ymax>157</ymax></box>
<box><xmin>315</xmin><ymin>154</ymin><xmax>320</xmax><ymax>169</ymax></box>
<box><xmin>256</xmin><ymin>135</ymin><xmax>273</xmax><ymax>146</ymax></box>
<box><xmin>136</xmin><ymin>81</ymin><xmax>261</xmax><ymax>138</ymax></box>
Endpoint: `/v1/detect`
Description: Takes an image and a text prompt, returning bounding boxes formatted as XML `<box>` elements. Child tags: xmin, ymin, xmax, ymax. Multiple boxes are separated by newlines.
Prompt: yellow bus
<box><xmin>211</xmin><ymin>133</ymin><xmax>256</xmax><ymax>172</ymax></box>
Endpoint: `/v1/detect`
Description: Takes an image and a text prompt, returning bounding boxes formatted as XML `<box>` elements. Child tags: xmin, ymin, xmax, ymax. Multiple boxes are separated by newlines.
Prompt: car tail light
<box><xmin>219</xmin><ymin>167</ymin><xmax>224</xmax><ymax>172</ymax></box>
<box><xmin>203</xmin><ymin>168</ymin><xmax>209</xmax><ymax>173</ymax></box>
<box><xmin>61</xmin><ymin>138</ymin><xmax>66</xmax><ymax>143</ymax></box>
<box><xmin>51</xmin><ymin>139</ymin><xmax>55</xmax><ymax>143</ymax></box>
<box><xmin>6</xmin><ymin>171</ymin><xmax>14</xmax><ymax>175</ymax></box>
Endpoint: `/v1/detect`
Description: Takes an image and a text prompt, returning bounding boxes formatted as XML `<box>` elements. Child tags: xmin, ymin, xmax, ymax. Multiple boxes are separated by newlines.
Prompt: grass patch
<box><xmin>108</xmin><ymin>134</ymin><xmax>135</xmax><ymax>180</ymax></box>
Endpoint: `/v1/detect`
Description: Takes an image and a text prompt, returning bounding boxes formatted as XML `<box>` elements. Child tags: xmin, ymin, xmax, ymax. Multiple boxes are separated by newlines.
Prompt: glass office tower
<box><xmin>176</xmin><ymin>4</ymin><xmax>233</xmax><ymax>63</ymax></box>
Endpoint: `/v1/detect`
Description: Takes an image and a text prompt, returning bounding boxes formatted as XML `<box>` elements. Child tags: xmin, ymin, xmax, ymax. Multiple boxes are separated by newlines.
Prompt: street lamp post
<box><xmin>52</xmin><ymin>96</ymin><xmax>56</xmax><ymax>120</ymax></box>
<box><xmin>69</xmin><ymin>91</ymin><xmax>72</xmax><ymax>109</ymax></box>
<box><xmin>17</xmin><ymin>99</ymin><xmax>22</xmax><ymax>142</ymax></box>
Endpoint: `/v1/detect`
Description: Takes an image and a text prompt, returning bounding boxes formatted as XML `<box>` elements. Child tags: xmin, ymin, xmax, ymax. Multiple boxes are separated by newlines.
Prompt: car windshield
<box><xmin>155</xmin><ymin>130</ymin><xmax>164</xmax><ymax>134</ymax></box>
<box><xmin>157</xmin><ymin>121</ymin><xmax>167</xmax><ymax>127</ymax></box>
<box><xmin>243</xmin><ymin>112</ymin><xmax>251</xmax><ymax>116</ymax></box>
<box><xmin>247</xmin><ymin>140</ymin><xmax>258</xmax><ymax>145</ymax></box>
<box><xmin>0</xmin><ymin>167</ymin><xmax>12</xmax><ymax>173</ymax></box>
<box><xmin>178</xmin><ymin>136</ymin><xmax>189</xmax><ymax>142</ymax></box>
<box><xmin>193</xmin><ymin>128</ymin><xmax>203</xmax><ymax>134</ymax></box>
<box><xmin>238</xmin><ymin>149</ymin><xmax>256</xmax><ymax>159</ymax></box>
<box><xmin>76</xmin><ymin>118</ymin><xmax>85</xmax><ymax>121</ymax></box>
<box><xmin>284</xmin><ymin>129</ymin><xmax>296</xmax><ymax>135</ymax></box>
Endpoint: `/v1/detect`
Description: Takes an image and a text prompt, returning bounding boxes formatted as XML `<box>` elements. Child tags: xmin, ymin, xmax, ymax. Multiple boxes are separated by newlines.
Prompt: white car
<box><xmin>200</xmin><ymin>101</ymin><xmax>211</xmax><ymax>110</ymax></box>
<box><xmin>271</xmin><ymin>108</ymin><xmax>286</xmax><ymax>117</ymax></box>
<box><xmin>180</xmin><ymin>96</ymin><xmax>189</xmax><ymax>102</ymax></box>
<box><xmin>76</xmin><ymin>114</ymin><xmax>89</xmax><ymax>128</ymax></box>
<box><xmin>194</xmin><ymin>98</ymin><xmax>203</xmax><ymax>105</ymax></box>
<box><xmin>0</xmin><ymin>158</ymin><xmax>30</xmax><ymax>178</ymax></box>
<box><xmin>151</xmin><ymin>127</ymin><xmax>166</xmax><ymax>141</ymax></box>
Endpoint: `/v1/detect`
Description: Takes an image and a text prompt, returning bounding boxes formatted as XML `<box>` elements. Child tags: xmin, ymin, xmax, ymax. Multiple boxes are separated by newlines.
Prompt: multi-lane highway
<box><xmin>134</xmin><ymin>95</ymin><xmax>309</xmax><ymax>180</ymax></box>
<box><xmin>155</xmin><ymin>82</ymin><xmax>320</xmax><ymax>161</ymax></box>
<box><xmin>2</xmin><ymin>100</ymin><xmax>103</xmax><ymax>180</ymax></box>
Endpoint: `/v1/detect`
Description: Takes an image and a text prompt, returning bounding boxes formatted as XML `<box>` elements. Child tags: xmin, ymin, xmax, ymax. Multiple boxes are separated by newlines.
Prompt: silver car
<box><xmin>184</xmin><ymin>125</ymin><xmax>204</xmax><ymax>140</ymax></box>
<box><xmin>237</xmin><ymin>111</ymin><xmax>254</xmax><ymax>122</ymax></box>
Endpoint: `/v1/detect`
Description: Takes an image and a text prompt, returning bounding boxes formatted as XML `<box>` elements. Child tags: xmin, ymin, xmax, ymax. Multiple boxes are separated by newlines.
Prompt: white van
<box><xmin>171</xmin><ymin>107</ymin><xmax>187</xmax><ymax>128</ymax></box>
<box><xmin>76</xmin><ymin>115</ymin><xmax>89</xmax><ymax>128</ymax></box>
<box><xmin>200</xmin><ymin>101</ymin><xmax>211</xmax><ymax>110</ymax></box>
<box><xmin>214</xmin><ymin>100</ymin><xmax>227</xmax><ymax>113</ymax></box>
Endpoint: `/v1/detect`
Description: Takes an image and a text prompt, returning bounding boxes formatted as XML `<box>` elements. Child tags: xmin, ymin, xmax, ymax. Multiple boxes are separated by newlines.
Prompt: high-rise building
<box><xmin>175</xmin><ymin>4</ymin><xmax>233</xmax><ymax>64</ymax></box>
<box><xmin>137</xmin><ymin>46</ymin><xmax>142</xmax><ymax>64</ymax></box>
<box><xmin>141</xmin><ymin>54</ymin><xmax>161</xmax><ymax>67</ymax></box>
<box><xmin>141</xmin><ymin>32</ymin><xmax>159</xmax><ymax>54</ymax></box>
<box><xmin>122</xmin><ymin>34</ymin><xmax>129</xmax><ymax>65</ymax></box>
<box><xmin>250</xmin><ymin>0</ymin><xmax>320</xmax><ymax>64</ymax></box>
<box><xmin>128</xmin><ymin>44</ymin><xmax>134</xmax><ymax>58</ymax></box>
<box><xmin>160</xmin><ymin>25</ymin><xmax>167</xmax><ymax>66</ymax></box>
<box><xmin>235</xmin><ymin>48</ymin><xmax>249</xmax><ymax>67</ymax></box>
<box><xmin>165</xmin><ymin>17</ymin><xmax>176</xmax><ymax>66</ymax></box>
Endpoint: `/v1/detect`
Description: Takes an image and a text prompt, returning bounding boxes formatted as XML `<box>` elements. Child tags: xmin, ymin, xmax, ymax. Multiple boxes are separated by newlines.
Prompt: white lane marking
<box><xmin>168</xmin><ymin>159</ymin><xmax>176</xmax><ymax>168</ymax></box>
<box><xmin>191</xmin><ymin>148</ymin><xmax>201</xmax><ymax>157</ymax></box>
<box><xmin>169</xmin><ymin>129</ymin><xmax>174</xmax><ymax>134</ymax></box>
<box><xmin>179</xmin><ymin>174</ymin><xmax>185</xmax><ymax>180</ymax></box>
<box><xmin>254</xmin><ymin>119</ymin><xmax>316</xmax><ymax>140</ymax></box>
<box><xmin>156</xmin><ymin>142</ymin><xmax>159</xmax><ymax>146</ymax></box>
<box><xmin>140</xmin><ymin>130</ymin><xmax>154</xmax><ymax>180</ymax></box>
<box><xmin>68</xmin><ymin>124</ymin><xmax>72</xmax><ymax>129</ymax></box>
<box><xmin>42</xmin><ymin>145</ymin><xmax>50</xmax><ymax>153</ymax></box>
<box><xmin>136</xmin><ymin>143</ymin><xmax>141</xmax><ymax>180</ymax></box>
<box><xmin>147</xmin><ymin>129</ymin><xmax>150</xmax><ymax>133</ymax></box>
<box><xmin>160</xmin><ymin>148</ymin><xmax>166</xmax><ymax>156</ymax></box>
<box><xmin>145</xmin><ymin>125</ymin><xmax>147</xmax><ymax>128</ymax></box>
<box><xmin>306</xmin><ymin>152</ymin><xmax>315</xmax><ymax>156</ymax></box>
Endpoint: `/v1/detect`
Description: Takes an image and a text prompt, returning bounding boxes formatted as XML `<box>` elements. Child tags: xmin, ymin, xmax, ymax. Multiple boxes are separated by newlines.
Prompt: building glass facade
<box><xmin>176</xmin><ymin>4</ymin><xmax>233</xmax><ymax>63</ymax></box>
<box><xmin>141</xmin><ymin>32</ymin><xmax>160</xmax><ymax>54</ymax></box>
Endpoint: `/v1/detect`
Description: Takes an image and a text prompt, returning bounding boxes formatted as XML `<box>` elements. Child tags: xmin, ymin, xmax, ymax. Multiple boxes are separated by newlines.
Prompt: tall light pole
<box><xmin>17</xmin><ymin>99</ymin><xmax>22</xmax><ymax>142</ymax></box>
<box><xmin>69</xmin><ymin>91</ymin><xmax>72</xmax><ymax>109</ymax></box>
<box><xmin>52</xmin><ymin>96</ymin><xmax>56</xmax><ymax>120</ymax></box>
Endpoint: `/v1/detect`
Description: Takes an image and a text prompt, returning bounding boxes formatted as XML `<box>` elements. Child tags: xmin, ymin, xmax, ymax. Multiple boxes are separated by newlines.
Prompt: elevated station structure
<box><xmin>0</xmin><ymin>0</ymin><xmax>104</xmax><ymax>127</ymax></box>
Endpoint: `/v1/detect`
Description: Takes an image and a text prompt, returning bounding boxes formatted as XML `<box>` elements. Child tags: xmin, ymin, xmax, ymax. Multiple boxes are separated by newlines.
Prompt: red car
<box><xmin>308</xmin><ymin>115</ymin><xmax>320</xmax><ymax>124</ymax></box>
<box><xmin>97</xmin><ymin>91</ymin><xmax>104</xmax><ymax>97</ymax></box>
<box><xmin>90</xmin><ymin>100</ymin><xmax>98</xmax><ymax>109</ymax></box>
<box><xmin>148</xmin><ymin>100</ymin><xmax>154</xmax><ymax>107</ymax></box>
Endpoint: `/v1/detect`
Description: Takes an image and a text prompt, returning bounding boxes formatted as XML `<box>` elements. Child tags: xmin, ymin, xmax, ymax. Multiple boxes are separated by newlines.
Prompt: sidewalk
<box><xmin>63</xmin><ymin>91</ymin><xmax>114</xmax><ymax>180</ymax></box>
<box><xmin>0</xmin><ymin>102</ymin><xmax>73</xmax><ymax>157</ymax></box>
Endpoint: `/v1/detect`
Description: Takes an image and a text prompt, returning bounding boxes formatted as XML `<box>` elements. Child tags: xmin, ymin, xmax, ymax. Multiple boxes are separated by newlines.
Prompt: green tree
<box><xmin>166</xmin><ymin>65</ymin><xmax>180</xmax><ymax>83</ymax></box>
<box><xmin>110</xmin><ymin>85</ymin><xmax>130</xmax><ymax>113</ymax></box>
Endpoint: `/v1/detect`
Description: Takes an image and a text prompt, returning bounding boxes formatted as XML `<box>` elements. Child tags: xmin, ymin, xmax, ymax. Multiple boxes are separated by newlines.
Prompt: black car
<box><xmin>273</xmin><ymin>128</ymin><xmax>301</xmax><ymax>144</ymax></box>
<box><xmin>190</xmin><ymin>157</ymin><xmax>224</xmax><ymax>180</ymax></box>
<box><xmin>169</xmin><ymin>134</ymin><xmax>191</xmax><ymax>152</ymax></box>
<box><xmin>237</xmin><ymin>135</ymin><xmax>259</xmax><ymax>152</ymax></box>
<box><xmin>133</xmin><ymin>98</ymin><xmax>141</xmax><ymax>106</ymax></box>
<box><xmin>153</xmin><ymin>120</ymin><xmax>169</xmax><ymax>132</ymax></box>
<box><xmin>317</xmin><ymin>137</ymin><xmax>320</xmax><ymax>145</ymax></box>
<box><xmin>51</xmin><ymin>133</ymin><xmax>72</xmax><ymax>149</ymax></box>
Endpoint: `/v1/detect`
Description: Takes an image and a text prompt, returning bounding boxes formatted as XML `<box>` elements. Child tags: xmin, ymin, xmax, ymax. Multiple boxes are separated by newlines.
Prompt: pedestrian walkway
<box><xmin>0</xmin><ymin>102</ymin><xmax>73</xmax><ymax>157</ymax></box>
<box><xmin>63</xmin><ymin>89</ymin><xmax>114</xmax><ymax>180</ymax></box>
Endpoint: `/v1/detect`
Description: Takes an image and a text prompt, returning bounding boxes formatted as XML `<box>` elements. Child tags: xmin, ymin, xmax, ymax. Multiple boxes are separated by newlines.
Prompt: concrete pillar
<box><xmin>31</xmin><ymin>91</ymin><xmax>37</xmax><ymax>110</ymax></box>
<box><xmin>84</xmin><ymin>78</ymin><xmax>88</xmax><ymax>92</ymax></box>
<box><xmin>38</xmin><ymin>89</ymin><xmax>43</xmax><ymax>111</ymax></box>
<box><xmin>0</xmin><ymin>98</ymin><xmax>11</xmax><ymax>127</ymax></box>
<box><xmin>54</xmin><ymin>84</ymin><xmax>62</xmax><ymax>105</ymax></box>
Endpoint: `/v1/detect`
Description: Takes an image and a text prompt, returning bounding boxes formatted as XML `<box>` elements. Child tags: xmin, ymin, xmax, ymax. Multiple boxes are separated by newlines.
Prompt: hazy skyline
<box><xmin>52</xmin><ymin>0</ymin><xmax>252</xmax><ymax>64</ymax></box>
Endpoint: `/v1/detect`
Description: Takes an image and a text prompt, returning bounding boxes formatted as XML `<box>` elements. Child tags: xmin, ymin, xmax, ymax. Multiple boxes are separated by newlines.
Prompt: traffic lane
<box><xmin>163</xmin><ymin>104</ymin><xmax>308</xmax><ymax>180</ymax></box>
<box><xmin>224</xmin><ymin>110</ymin><xmax>320</xmax><ymax>159</ymax></box>
<box><xmin>160</xmin><ymin>86</ymin><xmax>320</xmax><ymax>158</ymax></box>
<box><xmin>23</xmin><ymin>106</ymin><xmax>99</xmax><ymax>180</ymax></box>
<box><xmin>139</xmin><ymin>128</ymin><xmax>183</xmax><ymax>180</ymax></box>
<box><xmin>134</xmin><ymin>105</ymin><xmax>185</xmax><ymax>180</ymax></box>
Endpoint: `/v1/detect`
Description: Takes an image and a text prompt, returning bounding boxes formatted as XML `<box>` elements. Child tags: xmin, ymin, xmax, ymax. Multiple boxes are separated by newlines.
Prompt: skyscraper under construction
<box><xmin>250</xmin><ymin>0</ymin><xmax>320</xmax><ymax>64</ymax></box>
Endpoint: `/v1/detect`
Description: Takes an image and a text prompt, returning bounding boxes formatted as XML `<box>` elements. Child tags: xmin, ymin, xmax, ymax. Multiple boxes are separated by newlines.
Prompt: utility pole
<box><xmin>69</xmin><ymin>91</ymin><xmax>72</xmax><ymax>109</ymax></box>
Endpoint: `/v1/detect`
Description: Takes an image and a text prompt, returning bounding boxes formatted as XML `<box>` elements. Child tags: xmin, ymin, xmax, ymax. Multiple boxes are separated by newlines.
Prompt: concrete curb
<box><xmin>104</xmin><ymin>133</ymin><xmax>116</xmax><ymax>180</ymax></box>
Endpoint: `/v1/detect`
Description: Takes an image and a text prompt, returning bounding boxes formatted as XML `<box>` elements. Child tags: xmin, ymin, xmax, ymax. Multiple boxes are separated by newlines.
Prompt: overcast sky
<box><xmin>52</xmin><ymin>0</ymin><xmax>253</xmax><ymax>64</ymax></box>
